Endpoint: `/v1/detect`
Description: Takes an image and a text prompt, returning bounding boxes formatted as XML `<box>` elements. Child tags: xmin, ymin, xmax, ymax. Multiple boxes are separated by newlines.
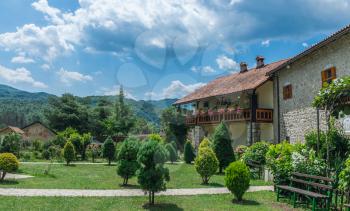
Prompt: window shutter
<box><xmin>321</xmin><ymin>70</ymin><xmax>327</xmax><ymax>82</ymax></box>
<box><xmin>331</xmin><ymin>67</ymin><xmax>337</xmax><ymax>80</ymax></box>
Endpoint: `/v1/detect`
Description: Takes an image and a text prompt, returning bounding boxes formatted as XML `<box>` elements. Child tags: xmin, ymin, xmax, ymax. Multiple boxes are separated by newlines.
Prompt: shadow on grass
<box><xmin>119</xmin><ymin>184</ymin><xmax>140</xmax><ymax>189</ymax></box>
<box><xmin>200</xmin><ymin>182</ymin><xmax>224</xmax><ymax>187</ymax></box>
<box><xmin>104</xmin><ymin>164</ymin><xmax>117</xmax><ymax>167</ymax></box>
<box><xmin>0</xmin><ymin>180</ymin><xmax>19</xmax><ymax>185</ymax></box>
<box><xmin>142</xmin><ymin>203</ymin><xmax>183</xmax><ymax>211</ymax></box>
<box><xmin>231</xmin><ymin>199</ymin><xmax>260</xmax><ymax>206</ymax></box>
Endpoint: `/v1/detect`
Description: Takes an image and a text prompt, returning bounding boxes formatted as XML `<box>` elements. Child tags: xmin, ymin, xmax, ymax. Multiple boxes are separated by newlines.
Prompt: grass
<box><xmin>0</xmin><ymin>163</ymin><xmax>271</xmax><ymax>189</ymax></box>
<box><xmin>0</xmin><ymin>191</ymin><xmax>298</xmax><ymax>211</ymax></box>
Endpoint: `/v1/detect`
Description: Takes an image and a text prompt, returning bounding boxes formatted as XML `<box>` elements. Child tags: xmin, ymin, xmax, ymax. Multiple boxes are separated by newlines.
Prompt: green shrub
<box><xmin>63</xmin><ymin>141</ymin><xmax>75</xmax><ymax>165</ymax></box>
<box><xmin>184</xmin><ymin>140</ymin><xmax>195</xmax><ymax>164</ymax></box>
<box><xmin>33</xmin><ymin>151</ymin><xmax>40</xmax><ymax>159</ymax></box>
<box><xmin>212</xmin><ymin>122</ymin><xmax>235</xmax><ymax>173</ymax></box>
<box><xmin>292</xmin><ymin>148</ymin><xmax>326</xmax><ymax>176</ymax></box>
<box><xmin>165</xmin><ymin>143</ymin><xmax>177</xmax><ymax>163</ymax></box>
<box><xmin>102</xmin><ymin>137</ymin><xmax>115</xmax><ymax>165</ymax></box>
<box><xmin>116</xmin><ymin>138</ymin><xmax>140</xmax><ymax>185</ymax></box>
<box><xmin>42</xmin><ymin>150</ymin><xmax>50</xmax><ymax>160</ymax></box>
<box><xmin>137</xmin><ymin>140</ymin><xmax>170</xmax><ymax>205</ymax></box>
<box><xmin>242</xmin><ymin>141</ymin><xmax>270</xmax><ymax>165</ymax></box>
<box><xmin>0</xmin><ymin>133</ymin><xmax>21</xmax><ymax>157</ymax></box>
<box><xmin>225</xmin><ymin>161</ymin><xmax>250</xmax><ymax>201</ymax></box>
<box><xmin>170</xmin><ymin>141</ymin><xmax>177</xmax><ymax>151</ymax></box>
<box><xmin>87</xmin><ymin>145</ymin><xmax>101</xmax><ymax>163</ymax></box>
<box><xmin>235</xmin><ymin>145</ymin><xmax>248</xmax><ymax>159</ymax></box>
<box><xmin>32</xmin><ymin>140</ymin><xmax>42</xmax><ymax>151</ymax></box>
<box><xmin>199</xmin><ymin>137</ymin><xmax>211</xmax><ymax>149</ymax></box>
<box><xmin>339</xmin><ymin>157</ymin><xmax>350</xmax><ymax>191</ymax></box>
<box><xmin>195</xmin><ymin>147</ymin><xmax>219</xmax><ymax>184</ymax></box>
<box><xmin>22</xmin><ymin>152</ymin><xmax>32</xmax><ymax>161</ymax></box>
<box><xmin>266</xmin><ymin>141</ymin><xmax>303</xmax><ymax>185</ymax></box>
<box><xmin>148</xmin><ymin>133</ymin><xmax>164</xmax><ymax>143</ymax></box>
<box><xmin>68</xmin><ymin>133</ymin><xmax>82</xmax><ymax>160</ymax></box>
<box><xmin>0</xmin><ymin>153</ymin><xmax>19</xmax><ymax>181</ymax></box>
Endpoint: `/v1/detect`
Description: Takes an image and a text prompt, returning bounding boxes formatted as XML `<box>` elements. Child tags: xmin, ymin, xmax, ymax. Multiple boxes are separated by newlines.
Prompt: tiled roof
<box><xmin>268</xmin><ymin>24</ymin><xmax>350</xmax><ymax>75</ymax></box>
<box><xmin>174</xmin><ymin>59</ymin><xmax>289</xmax><ymax>105</ymax></box>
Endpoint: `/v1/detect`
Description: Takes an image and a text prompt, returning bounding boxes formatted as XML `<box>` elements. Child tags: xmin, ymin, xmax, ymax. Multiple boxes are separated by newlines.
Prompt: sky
<box><xmin>0</xmin><ymin>0</ymin><xmax>350</xmax><ymax>100</ymax></box>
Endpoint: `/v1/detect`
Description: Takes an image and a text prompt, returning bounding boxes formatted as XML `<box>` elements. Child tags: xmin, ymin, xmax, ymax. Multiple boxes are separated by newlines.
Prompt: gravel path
<box><xmin>0</xmin><ymin>186</ymin><xmax>273</xmax><ymax>197</ymax></box>
<box><xmin>4</xmin><ymin>173</ymin><xmax>33</xmax><ymax>180</ymax></box>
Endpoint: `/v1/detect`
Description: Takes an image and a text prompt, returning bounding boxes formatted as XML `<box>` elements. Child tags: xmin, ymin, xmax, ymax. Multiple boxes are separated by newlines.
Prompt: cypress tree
<box><xmin>212</xmin><ymin>122</ymin><xmax>235</xmax><ymax>173</ymax></box>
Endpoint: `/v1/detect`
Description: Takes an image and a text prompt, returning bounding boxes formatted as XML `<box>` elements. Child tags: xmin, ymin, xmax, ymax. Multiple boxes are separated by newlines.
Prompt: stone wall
<box><xmin>275</xmin><ymin>32</ymin><xmax>350</xmax><ymax>143</ymax></box>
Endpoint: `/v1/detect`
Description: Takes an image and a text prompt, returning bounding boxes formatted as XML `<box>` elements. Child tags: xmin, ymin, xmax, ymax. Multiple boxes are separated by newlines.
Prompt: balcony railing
<box><xmin>185</xmin><ymin>108</ymin><xmax>273</xmax><ymax>125</ymax></box>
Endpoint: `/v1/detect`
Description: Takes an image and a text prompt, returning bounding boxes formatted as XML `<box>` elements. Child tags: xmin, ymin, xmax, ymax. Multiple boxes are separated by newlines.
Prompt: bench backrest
<box><xmin>291</xmin><ymin>172</ymin><xmax>334</xmax><ymax>195</ymax></box>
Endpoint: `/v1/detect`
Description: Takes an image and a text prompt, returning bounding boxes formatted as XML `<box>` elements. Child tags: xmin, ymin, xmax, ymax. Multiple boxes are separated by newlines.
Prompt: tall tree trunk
<box><xmin>148</xmin><ymin>191</ymin><xmax>152</xmax><ymax>204</ymax></box>
<box><xmin>1</xmin><ymin>172</ymin><xmax>6</xmax><ymax>181</ymax></box>
<box><xmin>152</xmin><ymin>191</ymin><xmax>155</xmax><ymax>204</ymax></box>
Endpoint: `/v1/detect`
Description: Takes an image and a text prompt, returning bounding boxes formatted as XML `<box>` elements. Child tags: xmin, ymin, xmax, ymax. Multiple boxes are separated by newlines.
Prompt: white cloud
<box><xmin>191</xmin><ymin>66</ymin><xmax>215</xmax><ymax>73</ymax></box>
<box><xmin>0</xmin><ymin>65</ymin><xmax>47</xmax><ymax>88</ymax></box>
<box><xmin>41</xmin><ymin>64</ymin><xmax>50</xmax><ymax>71</ymax></box>
<box><xmin>161</xmin><ymin>80</ymin><xmax>205</xmax><ymax>99</ymax></box>
<box><xmin>100</xmin><ymin>85</ymin><xmax>137</xmax><ymax>100</ymax></box>
<box><xmin>261</xmin><ymin>39</ymin><xmax>270</xmax><ymax>47</ymax></box>
<box><xmin>0</xmin><ymin>24</ymin><xmax>77</xmax><ymax>62</ymax></box>
<box><xmin>57</xmin><ymin>68</ymin><xmax>93</xmax><ymax>84</ymax></box>
<box><xmin>32</xmin><ymin>0</ymin><xmax>64</xmax><ymax>25</ymax></box>
<box><xmin>11</xmin><ymin>56</ymin><xmax>35</xmax><ymax>64</ymax></box>
<box><xmin>302</xmin><ymin>42</ymin><xmax>309</xmax><ymax>47</ymax></box>
<box><xmin>216</xmin><ymin>55</ymin><xmax>239</xmax><ymax>71</ymax></box>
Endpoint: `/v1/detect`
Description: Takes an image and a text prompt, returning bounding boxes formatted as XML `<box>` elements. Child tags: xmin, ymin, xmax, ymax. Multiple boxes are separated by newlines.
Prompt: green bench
<box><xmin>276</xmin><ymin>172</ymin><xmax>334</xmax><ymax>211</ymax></box>
<box><xmin>246</xmin><ymin>160</ymin><xmax>263</xmax><ymax>179</ymax></box>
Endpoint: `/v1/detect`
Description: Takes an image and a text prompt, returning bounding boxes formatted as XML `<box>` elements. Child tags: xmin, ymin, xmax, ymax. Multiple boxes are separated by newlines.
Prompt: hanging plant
<box><xmin>313</xmin><ymin>76</ymin><xmax>350</xmax><ymax>112</ymax></box>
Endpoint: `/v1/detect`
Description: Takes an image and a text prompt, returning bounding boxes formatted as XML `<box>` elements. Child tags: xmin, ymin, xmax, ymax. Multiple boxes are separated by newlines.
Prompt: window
<box><xmin>283</xmin><ymin>84</ymin><xmax>292</xmax><ymax>100</ymax></box>
<box><xmin>321</xmin><ymin>67</ymin><xmax>336</xmax><ymax>87</ymax></box>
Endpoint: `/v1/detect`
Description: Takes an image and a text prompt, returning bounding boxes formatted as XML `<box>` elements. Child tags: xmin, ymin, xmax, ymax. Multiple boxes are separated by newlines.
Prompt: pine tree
<box><xmin>102</xmin><ymin>137</ymin><xmax>116</xmax><ymax>165</ymax></box>
<box><xmin>184</xmin><ymin>140</ymin><xmax>195</xmax><ymax>164</ymax></box>
<box><xmin>212</xmin><ymin>122</ymin><xmax>235</xmax><ymax>173</ymax></box>
<box><xmin>63</xmin><ymin>141</ymin><xmax>75</xmax><ymax>166</ymax></box>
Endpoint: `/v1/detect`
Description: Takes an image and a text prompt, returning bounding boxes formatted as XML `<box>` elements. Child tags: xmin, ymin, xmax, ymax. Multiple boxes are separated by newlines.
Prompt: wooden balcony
<box><xmin>185</xmin><ymin>108</ymin><xmax>273</xmax><ymax>125</ymax></box>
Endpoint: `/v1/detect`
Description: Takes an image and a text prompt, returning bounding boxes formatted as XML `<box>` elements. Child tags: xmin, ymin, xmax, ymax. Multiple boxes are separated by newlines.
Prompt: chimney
<box><xmin>240</xmin><ymin>62</ymin><xmax>248</xmax><ymax>73</ymax></box>
<box><xmin>256</xmin><ymin>56</ymin><xmax>265</xmax><ymax>68</ymax></box>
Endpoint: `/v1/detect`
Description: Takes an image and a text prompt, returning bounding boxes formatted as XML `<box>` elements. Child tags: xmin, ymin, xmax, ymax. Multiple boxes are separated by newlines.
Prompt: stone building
<box><xmin>174</xmin><ymin>57</ymin><xmax>288</xmax><ymax>148</ymax></box>
<box><xmin>175</xmin><ymin>24</ymin><xmax>350</xmax><ymax>147</ymax></box>
<box><xmin>268</xmin><ymin>24</ymin><xmax>350</xmax><ymax>143</ymax></box>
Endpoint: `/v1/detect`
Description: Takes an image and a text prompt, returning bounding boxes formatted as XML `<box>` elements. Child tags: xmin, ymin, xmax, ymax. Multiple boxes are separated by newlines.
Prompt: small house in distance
<box><xmin>21</xmin><ymin>121</ymin><xmax>56</xmax><ymax>142</ymax></box>
<box><xmin>0</xmin><ymin>126</ymin><xmax>26</xmax><ymax>138</ymax></box>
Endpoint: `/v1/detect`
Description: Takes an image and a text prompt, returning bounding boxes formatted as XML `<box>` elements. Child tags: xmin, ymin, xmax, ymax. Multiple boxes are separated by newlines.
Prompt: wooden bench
<box><xmin>246</xmin><ymin>160</ymin><xmax>263</xmax><ymax>179</ymax></box>
<box><xmin>276</xmin><ymin>172</ymin><xmax>334</xmax><ymax>211</ymax></box>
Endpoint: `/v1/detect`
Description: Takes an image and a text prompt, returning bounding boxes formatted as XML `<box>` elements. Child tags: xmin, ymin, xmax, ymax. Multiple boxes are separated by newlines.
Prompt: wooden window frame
<box><xmin>283</xmin><ymin>84</ymin><xmax>292</xmax><ymax>100</ymax></box>
<box><xmin>321</xmin><ymin>67</ymin><xmax>336</xmax><ymax>87</ymax></box>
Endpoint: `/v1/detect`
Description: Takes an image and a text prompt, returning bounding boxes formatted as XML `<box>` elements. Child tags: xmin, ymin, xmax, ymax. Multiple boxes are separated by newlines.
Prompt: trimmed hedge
<box><xmin>225</xmin><ymin>161</ymin><xmax>250</xmax><ymax>201</ymax></box>
<box><xmin>0</xmin><ymin>153</ymin><xmax>19</xmax><ymax>181</ymax></box>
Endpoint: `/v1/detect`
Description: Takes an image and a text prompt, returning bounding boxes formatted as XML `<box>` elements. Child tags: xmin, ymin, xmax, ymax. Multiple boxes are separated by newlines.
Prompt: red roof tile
<box><xmin>174</xmin><ymin>59</ymin><xmax>289</xmax><ymax>105</ymax></box>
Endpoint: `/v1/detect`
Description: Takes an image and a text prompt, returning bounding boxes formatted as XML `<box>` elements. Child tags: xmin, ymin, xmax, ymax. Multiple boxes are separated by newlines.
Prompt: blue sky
<box><xmin>0</xmin><ymin>0</ymin><xmax>350</xmax><ymax>100</ymax></box>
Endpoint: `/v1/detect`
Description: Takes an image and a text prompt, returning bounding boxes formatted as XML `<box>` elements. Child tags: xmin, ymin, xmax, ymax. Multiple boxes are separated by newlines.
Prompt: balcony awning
<box><xmin>174</xmin><ymin>59</ymin><xmax>289</xmax><ymax>105</ymax></box>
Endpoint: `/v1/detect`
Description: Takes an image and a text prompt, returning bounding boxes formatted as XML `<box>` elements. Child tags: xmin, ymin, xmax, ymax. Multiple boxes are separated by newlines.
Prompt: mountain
<box><xmin>0</xmin><ymin>84</ymin><xmax>177</xmax><ymax>129</ymax></box>
<box><xmin>0</xmin><ymin>84</ymin><xmax>54</xmax><ymax>101</ymax></box>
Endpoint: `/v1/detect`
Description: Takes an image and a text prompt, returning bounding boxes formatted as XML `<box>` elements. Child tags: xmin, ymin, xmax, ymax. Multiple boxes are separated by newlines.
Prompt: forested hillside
<box><xmin>0</xmin><ymin>84</ymin><xmax>176</xmax><ymax>129</ymax></box>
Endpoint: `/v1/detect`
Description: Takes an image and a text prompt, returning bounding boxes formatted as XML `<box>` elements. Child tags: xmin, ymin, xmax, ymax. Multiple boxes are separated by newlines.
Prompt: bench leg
<box><xmin>312</xmin><ymin>198</ymin><xmax>316</xmax><ymax>211</ymax></box>
<box><xmin>293</xmin><ymin>192</ymin><xmax>296</xmax><ymax>208</ymax></box>
<box><xmin>276</xmin><ymin>188</ymin><xmax>280</xmax><ymax>202</ymax></box>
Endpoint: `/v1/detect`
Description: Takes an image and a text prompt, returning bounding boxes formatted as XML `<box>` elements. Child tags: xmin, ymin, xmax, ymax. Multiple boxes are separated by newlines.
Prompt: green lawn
<box><xmin>0</xmin><ymin>163</ymin><xmax>271</xmax><ymax>189</ymax></box>
<box><xmin>0</xmin><ymin>191</ymin><xmax>298</xmax><ymax>211</ymax></box>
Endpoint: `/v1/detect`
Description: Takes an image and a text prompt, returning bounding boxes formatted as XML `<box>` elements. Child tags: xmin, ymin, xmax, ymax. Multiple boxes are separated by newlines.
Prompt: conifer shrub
<box><xmin>195</xmin><ymin>147</ymin><xmax>219</xmax><ymax>184</ymax></box>
<box><xmin>0</xmin><ymin>153</ymin><xmax>19</xmax><ymax>181</ymax></box>
<box><xmin>184</xmin><ymin>140</ymin><xmax>195</xmax><ymax>164</ymax></box>
<box><xmin>102</xmin><ymin>137</ymin><xmax>116</xmax><ymax>165</ymax></box>
<box><xmin>165</xmin><ymin>143</ymin><xmax>177</xmax><ymax>163</ymax></box>
<box><xmin>212</xmin><ymin>122</ymin><xmax>235</xmax><ymax>173</ymax></box>
<box><xmin>63</xmin><ymin>141</ymin><xmax>75</xmax><ymax>165</ymax></box>
<box><xmin>116</xmin><ymin>138</ymin><xmax>140</xmax><ymax>185</ymax></box>
<box><xmin>225</xmin><ymin>161</ymin><xmax>250</xmax><ymax>201</ymax></box>
<box><xmin>137</xmin><ymin>140</ymin><xmax>170</xmax><ymax>205</ymax></box>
